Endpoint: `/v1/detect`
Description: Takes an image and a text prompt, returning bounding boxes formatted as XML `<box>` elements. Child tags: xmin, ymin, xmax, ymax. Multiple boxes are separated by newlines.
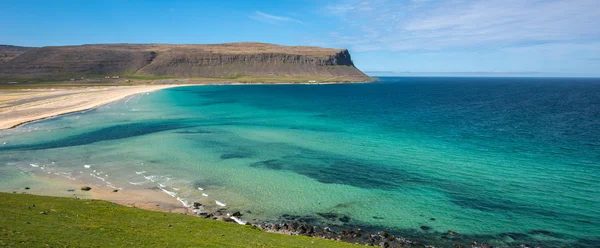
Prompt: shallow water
<box><xmin>1</xmin><ymin>77</ymin><xmax>599</xmax><ymax>247</ymax></box>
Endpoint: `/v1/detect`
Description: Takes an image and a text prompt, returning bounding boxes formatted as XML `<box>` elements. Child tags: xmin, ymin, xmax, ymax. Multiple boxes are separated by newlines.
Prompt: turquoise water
<box><xmin>1</xmin><ymin>77</ymin><xmax>599</xmax><ymax>247</ymax></box>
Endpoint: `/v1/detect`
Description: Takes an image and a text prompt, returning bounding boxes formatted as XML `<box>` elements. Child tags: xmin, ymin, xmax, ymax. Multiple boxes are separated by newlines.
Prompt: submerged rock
<box><xmin>80</xmin><ymin>186</ymin><xmax>92</xmax><ymax>191</ymax></box>
<box><xmin>339</xmin><ymin>215</ymin><xmax>351</xmax><ymax>223</ymax></box>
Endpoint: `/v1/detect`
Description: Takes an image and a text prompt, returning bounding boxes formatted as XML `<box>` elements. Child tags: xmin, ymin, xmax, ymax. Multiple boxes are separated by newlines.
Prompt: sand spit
<box><xmin>0</xmin><ymin>85</ymin><xmax>184</xmax><ymax>130</ymax></box>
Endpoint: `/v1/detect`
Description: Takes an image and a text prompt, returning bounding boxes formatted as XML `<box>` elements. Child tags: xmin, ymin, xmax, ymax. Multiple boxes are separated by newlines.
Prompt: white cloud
<box><xmin>325</xmin><ymin>0</ymin><xmax>600</xmax><ymax>52</ymax></box>
<box><xmin>249</xmin><ymin>11</ymin><xmax>303</xmax><ymax>25</ymax></box>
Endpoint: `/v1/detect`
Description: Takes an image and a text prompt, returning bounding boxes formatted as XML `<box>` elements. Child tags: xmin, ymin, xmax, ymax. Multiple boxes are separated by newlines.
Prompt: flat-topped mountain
<box><xmin>0</xmin><ymin>43</ymin><xmax>369</xmax><ymax>81</ymax></box>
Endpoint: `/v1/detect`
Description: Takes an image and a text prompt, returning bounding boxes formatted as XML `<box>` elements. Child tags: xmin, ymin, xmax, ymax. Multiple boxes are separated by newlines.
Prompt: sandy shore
<box><xmin>0</xmin><ymin>85</ymin><xmax>186</xmax><ymax>130</ymax></box>
<box><xmin>8</xmin><ymin>171</ymin><xmax>191</xmax><ymax>215</ymax></box>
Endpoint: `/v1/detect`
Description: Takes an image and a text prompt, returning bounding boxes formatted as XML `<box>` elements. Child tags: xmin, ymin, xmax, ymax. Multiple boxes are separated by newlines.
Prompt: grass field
<box><xmin>0</xmin><ymin>192</ymin><xmax>358</xmax><ymax>247</ymax></box>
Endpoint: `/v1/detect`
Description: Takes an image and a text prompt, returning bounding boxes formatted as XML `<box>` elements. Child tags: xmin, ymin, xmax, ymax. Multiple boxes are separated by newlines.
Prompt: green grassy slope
<box><xmin>0</xmin><ymin>193</ymin><xmax>358</xmax><ymax>247</ymax></box>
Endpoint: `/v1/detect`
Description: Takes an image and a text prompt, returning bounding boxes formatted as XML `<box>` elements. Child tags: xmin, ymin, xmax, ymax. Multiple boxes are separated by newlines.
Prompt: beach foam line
<box><xmin>135</xmin><ymin>171</ymin><xmax>146</xmax><ymax>175</ymax></box>
<box><xmin>129</xmin><ymin>181</ymin><xmax>146</xmax><ymax>185</ymax></box>
<box><xmin>144</xmin><ymin>175</ymin><xmax>156</xmax><ymax>182</ymax></box>
<box><xmin>216</xmin><ymin>200</ymin><xmax>227</xmax><ymax>207</ymax></box>
<box><xmin>230</xmin><ymin>216</ymin><xmax>247</xmax><ymax>225</ymax></box>
<box><xmin>159</xmin><ymin>186</ymin><xmax>177</xmax><ymax>198</ymax></box>
<box><xmin>176</xmin><ymin>197</ymin><xmax>191</xmax><ymax>208</ymax></box>
<box><xmin>90</xmin><ymin>173</ymin><xmax>106</xmax><ymax>182</ymax></box>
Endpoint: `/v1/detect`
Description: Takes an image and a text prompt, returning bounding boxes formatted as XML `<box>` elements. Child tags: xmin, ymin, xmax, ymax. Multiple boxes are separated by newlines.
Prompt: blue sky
<box><xmin>2</xmin><ymin>0</ymin><xmax>600</xmax><ymax>76</ymax></box>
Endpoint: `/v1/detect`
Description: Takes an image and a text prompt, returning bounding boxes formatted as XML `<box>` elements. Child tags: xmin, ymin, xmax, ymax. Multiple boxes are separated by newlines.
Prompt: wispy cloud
<box><xmin>249</xmin><ymin>11</ymin><xmax>303</xmax><ymax>25</ymax></box>
<box><xmin>324</xmin><ymin>0</ymin><xmax>600</xmax><ymax>52</ymax></box>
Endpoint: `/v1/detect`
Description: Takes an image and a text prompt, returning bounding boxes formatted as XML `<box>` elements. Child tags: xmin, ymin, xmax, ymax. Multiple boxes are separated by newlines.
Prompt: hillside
<box><xmin>0</xmin><ymin>192</ymin><xmax>358</xmax><ymax>247</ymax></box>
<box><xmin>0</xmin><ymin>45</ymin><xmax>35</xmax><ymax>64</ymax></box>
<box><xmin>0</xmin><ymin>43</ymin><xmax>369</xmax><ymax>81</ymax></box>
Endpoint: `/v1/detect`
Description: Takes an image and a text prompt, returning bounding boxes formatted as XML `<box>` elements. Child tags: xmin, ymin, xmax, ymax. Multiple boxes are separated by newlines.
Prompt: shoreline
<box><xmin>4</xmin><ymin>172</ymin><xmax>431</xmax><ymax>247</ymax></box>
<box><xmin>0</xmin><ymin>84</ymin><xmax>188</xmax><ymax>130</ymax></box>
<box><xmin>0</xmin><ymin>80</ymin><xmax>372</xmax><ymax>131</ymax></box>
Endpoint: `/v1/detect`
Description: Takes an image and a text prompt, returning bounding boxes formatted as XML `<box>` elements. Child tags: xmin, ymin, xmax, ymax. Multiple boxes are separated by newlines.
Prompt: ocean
<box><xmin>1</xmin><ymin>77</ymin><xmax>599</xmax><ymax>247</ymax></box>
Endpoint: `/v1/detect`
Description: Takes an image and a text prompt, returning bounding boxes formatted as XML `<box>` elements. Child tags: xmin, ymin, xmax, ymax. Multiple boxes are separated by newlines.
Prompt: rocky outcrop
<box><xmin>0</xmin><ymin>43</ymin><xmax>369</xmax><ymax>80</ymax></box>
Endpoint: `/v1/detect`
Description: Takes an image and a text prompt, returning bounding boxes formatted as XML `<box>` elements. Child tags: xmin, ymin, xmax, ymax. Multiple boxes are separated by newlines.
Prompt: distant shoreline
<box><xmin>0</xmin><ymin>80</ymin><xmax>372</xmax><ymax>131</ymax></box>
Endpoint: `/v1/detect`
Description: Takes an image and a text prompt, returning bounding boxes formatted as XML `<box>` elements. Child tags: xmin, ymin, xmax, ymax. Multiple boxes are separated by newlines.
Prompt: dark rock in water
<box><xmin>232</xmin><ymin>211</ymin><xmax>242</xmax><ymax>217</ymax></box>
<box><xmin>378</xmin><ymin>231</ymin><xmax>389</xmax><ymax>238</ymax></box>
<box><xmin>339</xmin><ymin>215</ymin><xmax>351</xmax><ymax>223</ymax></box>
<box><xmin>379</xmin><ymin>241</ymin><xmax>390</xmax><ymax>248</ymax></box>
<box><xmin>481</xmin><ymin>243</ymin><xmax>493</xmax><ymax>248</ymax></box>
<box><xmin>245</xmin><ymin>210</ymin><xmax>252</xmax><ymax>214</ymax></box>
<box><xmin>420</xmin><ymin>226</ymin><xmax>431</xmax><ymax>231</ymax></box>
<box><xmin>372</xmin><ymin>216</ymin><xmax>384</xmax><ymax>219</ymax></box>
<box><xmin>112</xmin><ymin>189</ymin><xmax>118</xmax><ymax>192</ymax></box>
<box><xmin>193</xmin><ymin>202</ymin><xmax>203</xmax><ymax>209</ymax></box>
<box><xmin>429</xmin><ymin>218</ymin><xmax>436</xmax><ymax>221</ymax></box>
<box><xmin>80</xmin><ymin>186</ymin><xmax>92</xmax><ymax>191</ymax></box>
<box><xmin>67</xmin><ymin>189</ymin><xmax>75</xmax><ymax>192</ymax></box>
<box><xmin>24</xmin><ymin>187</ymin><xmax>30</xmax><ymax>190</ymax></box>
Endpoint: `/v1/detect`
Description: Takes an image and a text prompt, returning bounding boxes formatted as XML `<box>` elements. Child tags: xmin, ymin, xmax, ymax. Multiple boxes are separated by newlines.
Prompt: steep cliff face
<box><xmin>0</xmin><ymin>43</ymin><xmax>369</xmax><ymax>80</ymax></box>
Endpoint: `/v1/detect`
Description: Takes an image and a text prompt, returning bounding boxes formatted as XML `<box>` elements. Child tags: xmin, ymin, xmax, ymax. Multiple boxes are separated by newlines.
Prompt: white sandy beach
<box><xmin>0</xmin><ymin>85</ymin><xmax>184</xmax><ymax>130</ymax></box>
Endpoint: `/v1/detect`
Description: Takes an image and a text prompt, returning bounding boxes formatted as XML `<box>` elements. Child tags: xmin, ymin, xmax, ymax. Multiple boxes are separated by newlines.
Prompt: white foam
<box><xmin>84</xmin><ymin>165</ymin><xmax>91</xmax><ymax>169</ymax></box>
<box><xmin>30</xmin><ymin>163</ymin><xmax>39</xmax><ymax>168</ymax></box>
<box><xmin>173</xmin><ymin>188</ymin><xmax>180</xmax><ymax>191</ymax></box>
<box><xmin>230</xmin><ymin>216</ymin><xmax>247</xmax><ymax>225</ymax></box>
<box><xmin>90</xmin><ymin>173</ymin><xmax>106</xmax><ymax>182</ymax></box>
<box><xmin>176</xmin><ymin>197</ymin><xmax>190</xmax><ymax>207</ymax></box>
<box><xmin>159</xmin><ymin>187</ymin><xmax>177</xmax><ymax>198</ymax></box>
<box><xmin>197</xmin><ymin>187</ymin><xmax>204</xmax><ymax>191</ymax></box>
<box><xmin>202</xmin><ymin>193</ymin><xmax>208</xmax><ymax>197</ymax></box>
<box><xmin>215</xmin><ymin>200</ymin><xmax>227</xmax><ymax>207</ymax></box>
<box><xmin>135</xmin><ymin>171</ymin><xmax>146</xmax><ymax>175</ymax></box>
<box><xmin>144</xmin><ymin>175</ymin><xmax>156</xmax><ymax>182</ymax></box>
<box><xmin>159</xmin><ymin>183</ymin><xmax>166</xmax><ymax>188</ymax></box>
<box><xmin>129</xmin><ymin>181</ymin><xmax>146</xmax><ymax>185</ymax></box>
